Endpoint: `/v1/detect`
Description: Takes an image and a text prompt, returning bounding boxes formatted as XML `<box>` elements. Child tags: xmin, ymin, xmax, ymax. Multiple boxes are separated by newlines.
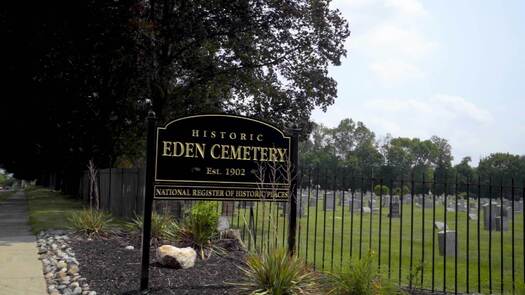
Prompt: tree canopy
<box><xmin>0</xmin><ymin>0</ymin><xmax>349</xmax><ymax>183</ymax></box>
<box><xmin>300</xmin><ymin>119</ymin><xmax>525</xmax><ymax>184</ymax></box>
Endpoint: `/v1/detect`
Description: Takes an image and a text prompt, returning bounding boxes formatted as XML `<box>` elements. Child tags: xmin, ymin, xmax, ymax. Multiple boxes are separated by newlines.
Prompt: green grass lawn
<box><xmin>224</xmin><ymin>197</ymin><xmax>524</xmax><ymax>294</ymax></box>
<box><xmin>26</xmin><ymin>187</ymin><xmax>132</xmax><ymax>234</ymax></box>
<box><xmin>26</xmin><ymin>187</ymin><xmax>85</xmax><ymax>234</ymax></box>
<box><xmin>0</xmin><ymin>190</ymin><xmax>15</xmax><ymax>202</ymax></box>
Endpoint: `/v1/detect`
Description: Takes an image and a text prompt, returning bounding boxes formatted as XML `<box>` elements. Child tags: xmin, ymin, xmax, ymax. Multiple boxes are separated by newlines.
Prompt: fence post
<box><xmin>140</xmin><ymin>110</ymin><xmax>156</xmax><ymax>292</ymax></box>
<box><xmin>287</xmin><ymin>126</ymin><xmax>300</xmax><ymax>255</ymax></box>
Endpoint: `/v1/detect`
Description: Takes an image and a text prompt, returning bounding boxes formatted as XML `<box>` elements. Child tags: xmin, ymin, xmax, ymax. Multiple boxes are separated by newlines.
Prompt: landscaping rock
<box><xmin>37</xmin><ymin>230</ymin><xmax>95</xmax><ymax>295</ymax></box>
<box><xmin>156</xmin><ymin>245</ymin><xmax>197</xmax><ymax>269</ymax></box>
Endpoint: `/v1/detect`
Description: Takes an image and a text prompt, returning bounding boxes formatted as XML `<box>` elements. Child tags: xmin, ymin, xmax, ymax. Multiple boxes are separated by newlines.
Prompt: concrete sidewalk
<box><xmin>0</xmin><ymin>191</ymin><xmax>47</xmax><ymax>295</ymax></box>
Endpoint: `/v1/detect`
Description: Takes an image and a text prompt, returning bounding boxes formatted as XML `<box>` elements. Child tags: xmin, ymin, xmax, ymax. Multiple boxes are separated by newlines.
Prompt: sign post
<box><xmin>287</xmin><ymin>126</ymin><xmax>300</xmax><ymax>255</ymax></box>
<box><xmin>139</xmin><ymin>114</ymin><xmax>294</xmax><ymax>292</ymax></box>
<box><xmin>140</xmin><ymin>110</ymin><xmax>156</xmax><ymax>292</ymax></box>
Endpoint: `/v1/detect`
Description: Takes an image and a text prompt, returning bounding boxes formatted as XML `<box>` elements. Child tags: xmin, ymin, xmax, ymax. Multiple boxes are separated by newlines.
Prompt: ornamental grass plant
<box><xmin>235</xmin><ymin>247</ymin><xmax>319</xmax><ymax>295</ymax></box>
<box><xmin>127</xmin><ymin>212</ymin><xmax>178</xmax><ymax>242</ymax></box>
<box><xmin>322</xmin><ymin>252</ymin><xmax>403</xmax><ymax>295</ymax></box>
<box><xmin>178</xmin><ymin>201</ymin><xmax>219</xmax><ymax>258</ymax></box>
<box><xmin>68</xmin><ymin>208</ymin><xmax>113</xmax><ymax>237</ymax></box>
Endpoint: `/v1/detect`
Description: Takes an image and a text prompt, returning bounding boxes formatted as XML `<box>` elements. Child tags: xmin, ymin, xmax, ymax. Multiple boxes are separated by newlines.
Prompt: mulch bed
<box><xmin>69</xmin><ymin>232</ymin><xmax>454</xmax><ymax>295</ymax></box>
<box><xmin>70</xmin><ymin>233</ymin><xmax>246</xmax><ymax>295</ymax></box>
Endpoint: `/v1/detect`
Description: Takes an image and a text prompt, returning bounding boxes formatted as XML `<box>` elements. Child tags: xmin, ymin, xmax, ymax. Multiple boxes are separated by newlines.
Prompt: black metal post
<box><xmin>287</xmin><ymin>126</ymin><xmax>300</xmax><ymax>255</ymax></box>
<box><xmin>140</xmin><ymin>110</ymin><xmax>157</xmax><ymax>292</ymax></box>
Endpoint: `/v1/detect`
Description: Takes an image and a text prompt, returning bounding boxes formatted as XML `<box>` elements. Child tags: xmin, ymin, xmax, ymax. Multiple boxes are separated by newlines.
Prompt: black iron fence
<box><xmin>76</xmin><ymin>166</ymin><xmax>525</xmax><ymax>294</ymax></box>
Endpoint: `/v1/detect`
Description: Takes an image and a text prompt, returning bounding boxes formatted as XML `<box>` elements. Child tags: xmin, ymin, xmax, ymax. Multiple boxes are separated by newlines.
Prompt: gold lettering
<box><xmin>221</xmin><ymin>145</ymin><xmax>230</xmax><ymax>159</ymax></box>
<box><xmin>229</xmin><ymin>132</ymin><xmax>236</xmax><ymax>140</ymax></box>
<box><xmin>277</xmin><ymin>148</ymin><xmax>287</xmax><ymax>162</ymax></box>
<box><xmin>240</xmin><ymin>133</ymin><xmax>247</xmax><ymax>140</ymax></box>
<box><xmin>162</xmin><ymin>141</ymin><xmax>172</xmax><ymax>156</ymax></box>
<box><xmin>230</xmin><ymin>145</ymin><xmax>242</xmax><ymax>159</ymax></box>
<box><xmin>252</xmin><ymin>146</ymin><xmax>260</xmax><ymax>160</ymax></box>
<box><xmin>210</xmin><ymin>144</ymin><xmax>221</xmax><ymax>159</ymax></box>
<box><xmin>269</xmin><ymin>148</ymin><xmax>278</xmax><ymax>162</ymax></box>
<box><xmin>220</xmin><ymin>131</ymin><xmax>226</xmax><ymax>139</ymax></box>
<box><xmin>192</xmin><ymin>129</ymin><xmax>199</xmax><ymax>137</ymax></box>
<box><xmin>195</xmin><ymin>143</ymin><xmax>206</xmax><ymax>159</ymax></box>
<box><xmin>242</xmin><ymin>146</ymin><xmax>251</xmax><ymax>160</ymax></box>
<box><xmin>173</xmin><ymin>142</ymin><xmax>184</xmax><ymax>157</ymax></box>
<box><xmin>259</xmin><ymin>147</ymin><xmax>268</xmax><ymax>161</ymax></box>
<box><xmin>184</xmin><ymin>142</ymin><xmax>195</xmax><ymax>158</ymax></box>
<box><xmin>257</xmin><ymin>134</ymin><xmax>264</xmax><ymax>141</ymax></box>
<box><xmin>211</xmin><ymin>131</ymin><xmax>216</xmax><ymax>138</ymax></box>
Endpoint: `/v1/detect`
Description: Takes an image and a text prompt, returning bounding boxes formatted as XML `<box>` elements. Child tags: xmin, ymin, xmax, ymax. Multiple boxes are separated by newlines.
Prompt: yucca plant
<box><xmin>322</xmin><ymin>253</ymin><xmax>402</xmax><ymax>295</ymax></box>
<box><xmin>68</xmin><ymin>208</ymin><xmax>113</xmax><ymax>237</ymax></box>
<box><xmin>178</xmin><ymin>201</ymin><xmax>219</xmax><ymax>258</ymax></box>
<box><xmin>126</xmin><ymin>212</ymin><xmax>178</xmax><ymax>241</ymax></box>
<box><xmin>235</xmin><ymin>248</ymin><xmax>318</xmax><ymax>295</ymax></box>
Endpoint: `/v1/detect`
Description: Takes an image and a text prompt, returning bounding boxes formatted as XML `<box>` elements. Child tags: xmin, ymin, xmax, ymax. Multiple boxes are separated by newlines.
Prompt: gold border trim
<box><xmin>153</xmin><ymin>114</ymin><xmax>292</xmax><ymax>184</ymax></box>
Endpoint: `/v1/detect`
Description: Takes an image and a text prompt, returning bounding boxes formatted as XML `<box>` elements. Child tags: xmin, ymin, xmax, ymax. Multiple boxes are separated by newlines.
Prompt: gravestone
<box><xmin>388</xmin><ymin>201</ymin><xmax>400</xmax><ymax>218</ymax></box>
<box><xmin>350</xmin><ymin>199</ymin><xmax>362</xmax><ymax>212</ymax></box>
<box><xmin>495</xmin><ymin>216</ymin><xmax>508</xmax><ymax>231</ymax></box>
<box><xmin>324</xmin><ymin>194</ymin><xmax>335</xmax><ymax>211</ymax></box>
<box><xmin>308</xmin><ymin>196</ymin><xmax>317</xmax><ymax>207</ymax></box>
<box><xmin>515</xmin><ymin>201</ymin><xmax>523</xmax><ymax>212</ymax></box>
<box><xmin>434</xmin><ymin>221</ymin><xmax>448</xmax><ymax>231</ymax></box>
<box><xmin>438</xmin><ymin>230</ymin><xmax>456</xmax><ymax>256</ymax></box>
<box><xmin>382</xmin><ymin>196</ymin><xmax>390</xmax><ymax>208</ymax></box>
<box><xmin>362</xmin><ymin>206</ymin><xmax>371</xmax><ymax>213</ymax></box>
<box><xmin>468</xmin><ymin>213</ymin><xmax>477</xmax><ymax>220</ymax></box>
<box><xmin>483</xmin><ymin>204</ymin><xmax>508</xmax><ymax>231</ymax></box>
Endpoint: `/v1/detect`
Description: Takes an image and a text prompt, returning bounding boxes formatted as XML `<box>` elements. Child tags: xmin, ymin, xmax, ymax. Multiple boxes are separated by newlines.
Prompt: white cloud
<box><xmin>384</xmin><ymin>0</ymin><xmax>427</xmax><ymax>17</ymax></box>
<box><xmin>334</xmin><ymin>0</ymin><xmax>434</xmax><ymax>84</ymax></box>
<box><xmin>369</xmin><ymin>59</ymin><xmax>424</xmax><ymax>83</ymax></box>
<box><xmin>360</xmin><ymin>24</ymin><xmax>434</xmax><ymax>59</ymax></box>
<box><xmin>361</xmin><ymin>95</ymin><xmax>493</xmax><ymax>163</ymax></box>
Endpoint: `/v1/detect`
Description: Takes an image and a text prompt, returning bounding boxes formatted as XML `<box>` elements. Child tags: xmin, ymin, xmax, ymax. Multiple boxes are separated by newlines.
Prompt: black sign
<box><xmin>153</xmin><ymin>114</ymin><xmax>291</xmax><ymax>201</ymax></box>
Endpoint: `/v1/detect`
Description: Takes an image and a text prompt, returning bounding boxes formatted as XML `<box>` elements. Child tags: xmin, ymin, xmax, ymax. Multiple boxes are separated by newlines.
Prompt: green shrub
<box><xmin>126</xmin><ymin>212</ymin><xmax>178</xmax><ymax>241</ymax></box>
<box><xmin>373</xmin><ymin>185</ymin><xmax>390</xmax><ymax>196</ymax></box>
<box><xmin>322</xmin><ymin>253</ymin><xmax>402</xmax><ymax>295</ymax></box>
<box><xmin>68</xmin><ymin>209</ymin><xmax>113</xmax><ymax>237</ymax></box>
<box><xmin>235</xmin><ymin>247</ymin><xmax>318</xmax><ymax>295</ymax></box>
<box><xmin>178</xmin><ymin>201</ymin><xmax>219</xmax><ymax>258</ymax></box>
<box><xmin>392</xmin><ymin>185</ymin><xmax>410</xmax><ymax>196</ymax></box>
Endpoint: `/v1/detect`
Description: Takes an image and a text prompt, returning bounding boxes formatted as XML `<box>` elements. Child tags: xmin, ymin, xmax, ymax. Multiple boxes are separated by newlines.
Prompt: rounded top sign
<box><xmin>153</xmin><ymin>114</ymin><xmax>291</xmax><ymax>200</ymax></box>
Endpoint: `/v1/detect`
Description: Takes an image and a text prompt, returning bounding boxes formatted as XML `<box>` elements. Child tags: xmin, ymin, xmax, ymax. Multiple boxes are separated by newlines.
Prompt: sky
<box><xmin>312</xmin><ymin>0</ymin><xmax>525</xmax><ymax>165</ymax></box>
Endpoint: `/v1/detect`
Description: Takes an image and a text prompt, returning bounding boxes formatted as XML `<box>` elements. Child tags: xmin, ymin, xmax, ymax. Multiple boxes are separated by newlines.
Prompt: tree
<box><xmin>478</xmin><ymin>153</ymin><xmax>525</xmax><ymax>184</ymax></box>
<box><xmin>454</xmin><ymin>156</ymin><xmax>476</xmax><ymax>184</ymax></box>
<box><xmin>0</xmin><ymin>1</ymin><xmax>350</xmax><ymax>186</ymax></box>
<box><xmin>139</xmin><ymin>0</ymin><xmax>350</xmax><ymax>130</ymax></box>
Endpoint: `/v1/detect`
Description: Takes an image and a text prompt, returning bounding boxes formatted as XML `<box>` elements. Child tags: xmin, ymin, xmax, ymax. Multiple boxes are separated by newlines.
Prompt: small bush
<box><xmin>322</xmin><ymin>253</ymin><xmax>402</xmax><ymax>295</ymax></box>
<box><xmin>68</xmin><ymin>209</ymin><xmax>113</xmax><ymax>237</ymax></box>
<box><xmin>126</xmin><ymin>212</ymin><xmax>178</xmax><ymax>241</ymax></box>
<box><xmin>178</xmin><ymin>201</ymin><xmax>219</xmax><ymax>258</ymax></box>
<box><xmin>392</xmin><ymin>185</ymin><xmax>410</xmax><ymax>196</ymax></box>
<box><xmin>373</xmin><ymin>185</ymin><xmax>390</xmax><ymax>196</ymax></box>
<box><xmin>235</xmin><ymin>247</ymin><xmax>318</xmax><ymax>295</ymax></box>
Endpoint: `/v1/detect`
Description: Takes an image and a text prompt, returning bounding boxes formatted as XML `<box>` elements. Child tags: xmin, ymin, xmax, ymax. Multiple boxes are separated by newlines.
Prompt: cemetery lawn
<box><xmin>233</xmin><ymin>200</ymin><xmax>524</xmax><ymax>294</ymax></box>
<box><xmin>26</xmin><ymin>188</ymin><xmax>84</xmax><ymax>233</ymax></box>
